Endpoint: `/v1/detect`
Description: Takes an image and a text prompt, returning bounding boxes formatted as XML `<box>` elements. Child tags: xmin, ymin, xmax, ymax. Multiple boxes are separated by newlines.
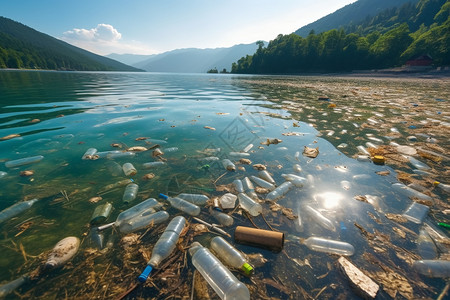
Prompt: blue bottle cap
<box><xmin>138</xmin><ymin>265</ymin><xmax>153</xmax><ymax>282</ymax></box>
<box><xmin>159</xmin><ymin>193</ymin><xmax>168</xmax><ymax>200</ymax></box>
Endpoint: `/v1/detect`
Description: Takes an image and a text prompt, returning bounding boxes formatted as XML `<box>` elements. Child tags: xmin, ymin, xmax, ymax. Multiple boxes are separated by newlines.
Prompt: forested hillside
<box><xmin>0</xmin><ymin>17</ymin><xmax>141</xmax><ymax>71</ymax></box>
<box><xmin>232</xmin><ymin>0</ymin><xmax>449</xmax><ymax>74</ymax></box>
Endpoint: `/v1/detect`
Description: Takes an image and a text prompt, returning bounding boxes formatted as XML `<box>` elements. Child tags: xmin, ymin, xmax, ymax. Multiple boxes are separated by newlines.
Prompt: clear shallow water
<box><xmin>0</xmin><ymin>70</ymin><xmax>449</xmax><ymax>299</ymax></box>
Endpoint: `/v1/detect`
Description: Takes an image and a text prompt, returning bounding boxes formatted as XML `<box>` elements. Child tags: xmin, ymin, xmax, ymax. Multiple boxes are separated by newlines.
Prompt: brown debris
<box><xmin>239</xmin><ymin>158</ymin><xmax>252</xmax><ymax>165</ymax></box>
<box><xmin>303</xmin><ymin>146</ymin><xmax>319</xmax><ymax>158</ymax></box>
<box><xmin>253</xmin><ymin>164</ymin><xmax>266</xmax><ymax>170</ymax></box>
<box><xmin>1</xmin><ymin>134</ymin><xmax>20</xmax><ymax>140</ymax></box>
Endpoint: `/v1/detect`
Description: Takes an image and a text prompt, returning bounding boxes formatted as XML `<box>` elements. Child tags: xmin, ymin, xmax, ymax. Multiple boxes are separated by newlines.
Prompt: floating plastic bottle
<box><xmin>238</xmin><ymin>193</ymin><xmax>262</xmax><ymax>216</ymax></box>
<box><xmin>258</xmin><ymin>170</ymin><xmax>275</xmax><ymax>185</ymax></box>
<box><xmin>164</xmin><ymin>147</ymin><xmax>179</xmax><ymax>152</ymax></box>
<box><xmin>433</xmin><ymin>181</ymin><xmax>450</xmax><ymax>193</ymax></box>
<box><xmin>229</xmin><ymin>152</ymin><xmax>250</xmax><ymax>157</ymax></box>
<box><xmin>417</xmin><ymin>229</ymin><xmax>437</xmax><ymax>259</ymax></box>
<box><xmin>243</xmin><ymin>144</ymin><xmax>253</xmax><ymax>153</ymax></box>
<box><xmin>90</xmin><ymin>202</ymin><xmax>113</xmax><ymax>225</ymax></box>
<box><xmin>159</xmin><ymin>193</ymin><xmax>200</xmax><ymax>216</ymax></box>
<box><xmin>122</xmin><ymin>162</ymin><xmax>137</xmax><ymax>176</ymax></box>
<box><xmin>210</xmin><ymin>208</ymin><xmax>234</xmax><ymax>227</ymax></box>
<box><xmin>115</xmin><ymin>198</ymin><xmax>163</xmax><ymax>227</ymax></box>
<box><xmin>189</xmin><ymin>241</ymin><xmax>250</xmax><ymax>300</ymax></box>
<box><xmin>106</xmin><ymin>151</ymin><xmax>135</xmax><ymax>159</ymax></box>
<box><xmin>391</xmin><ymin>183</ymin><xmax>432</xmax><ymax>201</ymax></box>
<box><xmin>45</xmin><ymin>236</ymin><xmax>80</xmax><ymax>268</ymax></box>
<box><xmin>143</xmin><ymin>161</ymin><xmax>166</xmax><ymax>169</ymax></box>
<box><xmin>356</xmin><ymin>145</ymin><xmax>370</xmax><ymax>156</ymax></box>
<box><xmin>210</xmin><ymin>236</ymin><xmax>253</xmax><ymax>276</ymax></box>
<box><xmin>105</xmin><ymin>161</ymin><xmax>123</xmax><ymax>176</ymax></box>
<box><xmin>177</xmin><ymin>193</ymin><xmax>209</xmax><ymax>206</ymax></box>
<box><xmin>242</xmin><ymin>177</ymin><xmax>258</xmax><ymax>199</ymax></box>
<box><xmin>233</xmin><ymin>179</ymin><xmax>244</xmax><ymax>193</ymax></box>
<box><xmin>303</xmin><ymin>236</ymin><xmax>354</xmax><ymax>256</ymax></box>
<box><xmin>82</xmin><ymin>148</ymin><xmax>98</xmax><ymax>160</ymax></box>
<box><xmin>250</xmin><ymin>175</ymin><xmax>275</xmax><ymax>190</ymax></box>
<box><xmin>304</xmin><ymin>205</ymin><xmax>336</xmax><ymax>232</ymax></box>
<box><xmin>293</xmin><ymin>164</ymin><xmax>302</xmax><ymax>173</ymax></box>
<box><xmin>281</xmin><ymin>174</ymin><xmax>307</xmax><ymax>187</ymax></box>
<box><xmin>98</xmin><ymin>179</ymin><xmax>133</xmax><ymax>194</ymax></box>
<box><xmin>266</xmin><ymin>181</ymin><xmax>293</xmax><ymax>201</ymax></box>
<box><xmin>0</xmin><ymin>275</ymin><xmax>29</xmax><ymax>298</ymax></box>
<box><xmin>122</xmin><ymin>183</ymin><xmax>139</xmax><ymax>204</ymax></box>
<box><xmin>403</xmin><ymin>202</ymin><xmax>429</xmax><ymax>224</ymax></box>
<box><xmin>119</xmin><ymin>211</ymin><xmax>169</xmax><ymax>234</ymax></box>
<box><xmin>5</xmin><ymin>155</ymin><xmax>44</xmax><ymax>168</ymax></box>
<box><xmin>406</xmin><ymin>156</ymin><xmax>431</xmax><ymax>170</ymax></box>
<box><xmin>89</xmin><ymin>228</ymin><xmax>104</xmax><ymax>249</ymax></box>
<box><xmin>0</xmin><ymin>198</ymin><xmax>38</xmax><ymax>224</ymax></box>
<box><xmin>200</xmin><ymin>156</ymin><xmax>220</xmax><ymax>162</ymax></box>
<box><xmin>412</xmin><ymin>260</ymin><xmax>450</xmax><ymax>278</ymax></box>
<box><xmin>222</xmin><ymin>159</ymin><xmax>236</xmax><ymax>171</ymax></box>
<box><xmin>138</xmin><ymin>216</ymin><xmax>186</xmax><ymax>282</ymax></box>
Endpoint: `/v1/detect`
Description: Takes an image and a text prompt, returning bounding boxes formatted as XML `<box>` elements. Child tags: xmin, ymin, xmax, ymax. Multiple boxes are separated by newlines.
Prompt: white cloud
<box><xmin>61</xmin><ymin>24</ymin><xmax>156</xmax><ymax>55</ymax></box>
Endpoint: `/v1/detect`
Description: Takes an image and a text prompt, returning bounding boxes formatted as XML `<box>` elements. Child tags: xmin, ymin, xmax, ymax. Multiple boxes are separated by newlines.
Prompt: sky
<box><xmin>1</xmin><ymin>0</ymin><xmax>356</xmax><ymax>56</ymax></box>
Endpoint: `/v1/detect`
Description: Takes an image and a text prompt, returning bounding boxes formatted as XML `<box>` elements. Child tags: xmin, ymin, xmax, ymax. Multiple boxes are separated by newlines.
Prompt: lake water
<box><xmin>0</xmin><ymin>70</ymin><xmax>449</xmax><ymax>299</ymax></box>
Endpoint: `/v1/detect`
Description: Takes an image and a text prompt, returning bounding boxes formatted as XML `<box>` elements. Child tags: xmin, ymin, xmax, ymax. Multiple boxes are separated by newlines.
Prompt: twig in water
<box><xmin>261</xmin><ymin>213</ymin><xmax>279</xmax><ymax>232</ymax></box>
<box><xmin>190</xmin><ymin>269</ymin><xmax>196</xmax><ymax>300</ymax></box>
<box><xmin>244</xmin><ymin>211</ymin><xmax>260</xmax><ymax>229</ymax></box>
<box><xmin>213</xmin><ymin>171</ymin><xmax>227</xmax><ymax>185</ymax></box>
<box><xmin>314</xmin><ymin>285</ymin><xmax>327</xmax><ymax>299</ymax></box>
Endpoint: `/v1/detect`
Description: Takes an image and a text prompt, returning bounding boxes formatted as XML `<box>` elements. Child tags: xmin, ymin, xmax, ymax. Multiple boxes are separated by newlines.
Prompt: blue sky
<box><xmin>2</xmin><ymin>0</ymin><xmax>356</xmax><ymax>55</ymax></box>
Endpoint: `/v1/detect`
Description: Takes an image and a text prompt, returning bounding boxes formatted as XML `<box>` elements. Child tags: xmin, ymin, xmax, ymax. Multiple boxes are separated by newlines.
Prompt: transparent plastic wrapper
<box><xmin>238</xmin><ymin>193</ymin><xmax>262</xmax><ymax>216</ymax></box>
<box><xmin>115</xmin><ymin>198</ymin><xmax>162</xmax><ymax>227</ymax></box>
<box><xmin>189</xmin><ymin>242</ymin><xmax>250</xmax><ymax>300</ymax></box>
<box><xmin>0</xmin><ymin>198</ymin><xmax>38</xmax><ymax>224</ymax></box>
<box><xmin>392</xmin><ymin>183</ymin><xmax>432</xmax><ymax>201</ymax></box>
<box><xmin>265</xmin><ymin>181</ymin><xmax>293</xmax><ymax>201</ymax></box>
<box><xmin>119</xmin><ymin>211</ymin><xmax>169</xmax><ymax>234</ymax></box>
<box><xmin>143</xmin><ymin>161</ymin><xmax>166</xmax><ymax>169</ymax></box>
<box><xmin>210</xmin><ymin>236</ymin><xmax>253</xmax><ymax>276</ymax></box>
<box><xmin>138</xmin><ymin>216</ymin><xmax>186</xmax><ymax>282</ymax></box>
<box><xmin>45</xmin><ymin>236</ymin><xmax>80</xmax><ymax>268</ymax></box>
<box><xmin>5</xmin><ymin>155</ymin><xmax>44</xmax><ymax>168</ymax></box>
<box><xmin>250</xmin><ymin>175</ymin><xmax>275</xmax><ymax>190</ymax></box>
<box><xmin>210</xmin><ymin>208</ymin><xmax>234</xmax><ymax>227</ymax></box>
<box><xmin>81</xmin><ymin>148</ymin><xmax>98</xmax><ymax>160</ymax></box>
<box><xmin>304</xmin><ymin>205</ymin><xmax>336</xmax><ymax>232</ymax></box>
<box><xmin>219</xmin><ymin>193</ymin><xmax>237</xmax><ymax>209</ymax></box>
<box><xmin>177</xmin><ymin>193</ymin><xmax>209</xmax><ymax>206</ymax></box>
<box><xmin>159</xmin><ymin>194</ymin><xmax>200</xmax><ymax>216</ymax></box>
<box><xmin>281</xmin><ymin>174</ymin><xmax>307</xmax><ymax>187</ymax></box>
<box><xmin>258</xmin><ymin>170</ymin><xmax>275</xmax><ymax>185</ymax></box>
<box><xmin>412</xmin><ymin>260</ymin><xmax>450</xmax><ymax>278</ymax></box>
<box><xmin>303</xmin><ymin>236</ymin><xmax>354</xmax><ymax>256</ymax></box>
<box><xmin>122</xmin><ymin>162</ymin><xmax>137</xmax><ymax>176</ymax></box>
<box><xmin>416</xmin><ymin>229</ymin><xmax>437</xmax><ymax>259</ymax></box>
<box><xmin>402</xmin><ymin>202</ymin><xmax>429</xmax><ymax>224</ymax></box>
<box><xmin>122</xmin><ymin>183</ymin><xmax>139</xmax><ymax>204</ymax></box>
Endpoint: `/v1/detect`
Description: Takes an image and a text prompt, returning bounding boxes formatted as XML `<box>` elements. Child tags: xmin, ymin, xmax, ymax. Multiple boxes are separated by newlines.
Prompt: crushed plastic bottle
<box><xmin>238</xmin><ymin>193</ymin><xmax>262</xmax><ymax>216</ymax></box>
<box><xmin>0</xmin><ymin>198</ymin><xmax>38</xmax><ymax>224</ymax></box>
<box><xmin>45</xmin><ymin>236</ymin><xmax>80</xmax><ymax>268</ymax></box>
<box><xmin>210</xmin><ymin>236</ymin><xmax>253</xmax><ymax>276</ymax></box>
<box><xmin>219</xmin><ymin>193</ymin><xmax>237</xmax><ymax>209</ymax></box>
<box><xmin>265</xmin><ymin>181</ymin><xmax>293</xmax><ymax>201</ymax></box>
<box><xmin>119</xmin><ymin>211</ymin><xmax>169</xmax><ymax>234</ymax></box>
<box><xmin>303</xmin><ymin>236</ymin><xmax>354</xmax><ymax>256</ymax></box>
<box><xmin>159</xmin><ymin>193</ymin><xmax>200</xmax><ymax>216</ymax></box>
<box><xmin>122</xmin><ymin>183</ymin><xmax>139</xmax><ymax>204</ymax></box>
<box><xmin>177</xmin><ymin>193</ymin><xmax>209</xmax><ymax>206</ymax></box>
<box><xmin>138</xmin><ymin>216</ymin><xmax>186</xmax><ymax>282</ymax></box>
<box><xmin>189</xmin><ymin>241</ymin><xmax>250</xmax><ymax>300</ymax></box>
<box><xmin>82</xmin><ymin>148</ymin><xmax>98</xmax><ymax>160</ymax></box>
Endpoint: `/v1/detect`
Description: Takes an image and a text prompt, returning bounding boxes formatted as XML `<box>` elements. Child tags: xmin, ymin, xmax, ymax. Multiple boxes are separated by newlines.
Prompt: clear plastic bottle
<box><xmin>392</xmin><ymin>183</ymin><xmax>432</xmax><ymax>201</ymax></box>
<box><xmin>106</xmin><ymin>151</ymin><xmax>136</xmax><ymax>159</ymax></box>
<box><xmin>119</xmin><ymin>211</ymin><xmax>169</xmax><ymax>234</ymax></box>
<box><xmin>250</xmin><ymin>175</ymin><xmax>275</xmax><ymax>190</ymax></box>
<box><xmin>303</xmin><ymin>236</ymin><xmax>354</xmax><ymax>256</ymax></box>
<box><xmin>222</xmin><ymin>159</ymin><xmax>236</xmax><ymax>171</ymax></box>
<box><xmin>189</xmin><ymin>241</ymin><xmax>250</xmax><ymax>300</ymax></box>
<box><xmin>356</xmin><ymin>145</ymin><xmax>370</xmax><ymax>156</ymax></box>
<box><xmin>122</xmin><ymin>162</ymin><xmax>137</xmax><ymax>176</ymax></box>
<box><xmin>304</xmin><ymin>205</ymin><xmax>336</xmax><ymax>232</ymax></box>
<box><xmin>143</xmin><ymin>161</ymin><xmax>166</xmax><ymax>169</ymax></box>
<box><xmin>433</xmin><ymin>181</ymin><xmax>450</xmax><ymax>193</ymax></box>
<box><xmin>0</xmin><ymin>275</ymin><xmax>29</xmax><ymax>298</ymax></box>
<box><xmin>242</xmin><ymin>177</ymin><xmax>258</xmax><ymax>199</ymax></box>
<box><xmin>98</xmin><ymin>179</ymin><xmax>133</xmax><ymax>194</ymax></box>
<box><xmin>82</xmin><ymin>148</ymin><xmax>98</xmax><ymax>160</ymax></box>
<box><xmin>122</xmin><ymin>183</ymin><xmax>139</xmax><ymax>204</ymax></box>
<box><xmin>177</xmin><ymin>193</ymin><xmax>209</xmax><ymax>206</ymax></box>
<box><xmin>159</xmin><ymin>193</ymin><xmax>200</xmax><ymax>216</ymax></box>
<box><xmin>258</xmin><ymin>170</ymin><xmax>275</xmax><ymax>185</ymax></box>
<box><xmin>0</xmin><ymin>198</ymin><xmax>38</xmax><ymax>224</ymax></box>
<box><xmin>5</xmin><ymin>155</ymin><xmax>44</xmax><ymax>168</ymax></box>
<box><xmin>238</xmin><ymin>193</ymin><xmax>262</xmax><ymax>216</ymax></box>
<box><xmin>402</xmin><ymin>202</ymin><xmax>429</xmax><ymax>224</ymax></box>
<box><xmin>105</xmin><ymin>161</ymin><xmax>123</xmax><ymax>176</ymax></box>
<box><xmin>138</xmin><ymin>216</ymin><xmax>186</xmax><ymax>282</ymax></box>
<box><xmin>115</xmin><ymin>198</ymin><xmax>163</xmax><ymax>227</ymax></box>
<box><xmin>210</xmin><ymin>236</ymin><xmax>253</xmax><ymax>276</ymax></box>
<box><xmin>281</xmin><ymin>174</ymin><xmax>307</xmax><ymax>187</ymax></box>
<box><xmin>229</xmin><ymin>152</ymin><xmax>250</xmax><ymax>157</ymax></box>
<box><xmin>233</xmin><ymin>179</ymin><xmax>244</xmax><ymax>193</ymax></box>
<box><xmin>265</xmin><ymin>181</ymin><xmax>293</xmax><ymax>201</ymax></box>
<box><xmin>210</xmin><ymin>208</ymin><xmax>234</xmax><ymax>227</ymax></box>
<box><xmin>90</xmin><ymin>202</ymin><xmax>113</xmax><ymax>225</ymax></box>
<box><xmin>417</xmin><ymin>229</ymin><xmax>437</xmax><ymax>259</ymax></box>
<box><xmin>412</xmin><ymin>260</ymin><xmax>450</xmax><ymax>278</ymax></box>
<box><xmin>293</xmin><ymin>164</ymin><xmax>302</xmax><ymax>173</ymax></box>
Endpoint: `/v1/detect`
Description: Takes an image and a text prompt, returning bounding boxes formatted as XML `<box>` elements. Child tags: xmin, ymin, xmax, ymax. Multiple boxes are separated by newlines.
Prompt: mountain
<box><xmin>232</xmin><ymin>0</ymin><xmax>450</xmax><ymax>74</ymax></box>
<box><xmin>108</xmin><ymin>43</ymin><xmax>262</xmax><ymax>73</ymax></box>
<box><xmin>295</xmin><ymin>0</ymin><xmax>420</xmax><ymax>37</ymax></box>
<box><xmin>0</xmin><ymin>17</ymin><xmax>142</xmax><ymax>72</ymax></box>
<box><xmin>106</xmin><ymin>53</ymin><xmax>154</xmax><ymax>67</ymax></box>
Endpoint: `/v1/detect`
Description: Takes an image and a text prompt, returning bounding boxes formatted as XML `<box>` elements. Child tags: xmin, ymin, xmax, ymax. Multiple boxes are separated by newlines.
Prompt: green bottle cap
<box><xmin>241</xmin><ymin>263</ymin><xmax>254</xmax><ymax>276</ymax></box>
<box><xmin>438</xmin><ymin>222</ymin><xmax>450</xmax><ymax>229</ymax></box>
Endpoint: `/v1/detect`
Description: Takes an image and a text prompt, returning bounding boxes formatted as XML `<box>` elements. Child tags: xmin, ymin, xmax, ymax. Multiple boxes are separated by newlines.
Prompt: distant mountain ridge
<box><xmin>107</xmin><ymin>43</ymin><xmax>262</xmax><ymax>73</ymax></box>
<box><xmin>295</xmin><ymin>0</ymin><xmax>419</xmax><ymax>37</ymax></box>
<box><xmin>0</xmin><ymin>17</ymin><xmax>142</xmax><ymax>72</ymax></box>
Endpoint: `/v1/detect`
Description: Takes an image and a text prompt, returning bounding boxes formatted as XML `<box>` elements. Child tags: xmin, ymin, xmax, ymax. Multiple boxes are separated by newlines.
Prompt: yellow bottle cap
<box><xmin>372</xmin><ymin>155</ymin><xmax>385</xmax><ymax>165</ymax></box>
<box><xmin>433</xmin><ymin>181</ymin><xmax>440</xmax><ymax>186</ymax></box>
<box><xmin>241</xmin><ymin>263</ymin><xmax>254</xmax><ymax>276</ymax></box>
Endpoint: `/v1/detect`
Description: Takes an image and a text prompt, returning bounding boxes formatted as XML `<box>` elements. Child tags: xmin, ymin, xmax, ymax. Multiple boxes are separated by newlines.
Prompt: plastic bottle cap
<box><xmin>433</xmin><ymin>181</ymin><xmax>440</xmax><ymax>186</ymax></box>
<box><xmin>138</xmin><ymin>265</ymin><xmax>153</xmax><ymax>283</ymax></box>
<box><xmin>372</xmin><ymin>155</ymin><xmax>385</xmax><ymax>165</ymax></box>
<box><xmin>241</xmin><ymin>263</ymin><xmax>254</xmax><ymax>276</ymax></box>
<box><xmin>159</xmin><ymin>193</ymin><xmax>168</xmax><ymax>200</ymax></box>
